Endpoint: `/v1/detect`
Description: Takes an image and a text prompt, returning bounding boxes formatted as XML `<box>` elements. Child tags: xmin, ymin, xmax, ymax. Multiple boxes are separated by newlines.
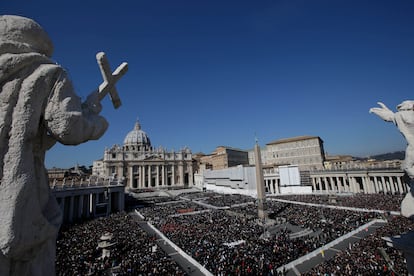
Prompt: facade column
<box><xmin>179</xmin><ymin>162</ymin><xmax>184</xmax><ymax>186</ymax></box>
<box><xmin>141</xmin><ymin>166</ymin><xmax>145</xmax><ymax>188</ymax></box>
<box><xmin>172</xmin><ymin>165</ymin><xmax>175</xmax><ymax>185</ymax></box>
<box><xmin>148</xmin><ymin>165</ymin><xmax>152</xmax><ymax>187</ymax></box>
<box><xmin>162</xmin><ymin>165</ymin><xmax>166</xmax><ymax>186</ymax></box>
<box><xmin>156</xmin><ymin>165</ymin><xmax>160</xmax><ymax>187</ymax></box>
<box><xmin>137</xmin><ymin>166</ymin><xmax>140</xmax><ymax>188</ymax></box>
<box><xmin>129</xmin><ymin>166</ymin><xmax>134</xmax><ymax>189</ymax></box>
<box><xmin>188</xmin><ymin>162</ymin><xmax>194</xmax><ymax>186</ymax></box>
<box><xmin>138</xmin><ymin>166</ymin><xmax>141</xmax><ymax>188</ymax></box>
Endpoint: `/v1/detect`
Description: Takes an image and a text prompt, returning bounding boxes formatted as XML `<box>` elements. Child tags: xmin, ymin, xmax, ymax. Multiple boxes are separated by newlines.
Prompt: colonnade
<box><xmin>53</xmin><ymin>184</ymin><xmax>125</xmax><ymax>224</ymax></box>
<box><xmin>127</xmin><ymin>162</ymin><xmax>193</xmax><ymax>189</ymax></box>
<box><xmin>310</xmin><ymin>171</ymin><xmax>408</xmax><ymax>195</ymax></box>
<box><xmin>265</xmin><ymin>177</ymin><xmax>280</xmax><ymax>194</ymax></box>
<box><xmin>261</xmin><ymin>169</ymin><xmax>409</xmax><ymax>195</ymax></box>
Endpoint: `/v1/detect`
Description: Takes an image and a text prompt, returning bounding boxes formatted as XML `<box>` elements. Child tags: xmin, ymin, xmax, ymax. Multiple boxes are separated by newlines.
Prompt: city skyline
<box><xmin>3</xmin><ymin>1</ymin><xmax>413</xmax><ymax>168</ymax></box>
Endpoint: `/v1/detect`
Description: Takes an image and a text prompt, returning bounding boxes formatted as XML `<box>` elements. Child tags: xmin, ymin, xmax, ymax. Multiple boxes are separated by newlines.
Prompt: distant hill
<box><xmin>367</xmin><ymin>151</ymin><xmax>405</xmax><ymax>161</ymax></box>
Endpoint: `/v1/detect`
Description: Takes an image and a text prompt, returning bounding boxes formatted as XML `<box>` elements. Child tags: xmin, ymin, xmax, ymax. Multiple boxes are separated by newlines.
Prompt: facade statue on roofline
<box><xmin>0</xmin><ymin>15</ymin><xmax>127</xmax><ymax>276</ymax></box>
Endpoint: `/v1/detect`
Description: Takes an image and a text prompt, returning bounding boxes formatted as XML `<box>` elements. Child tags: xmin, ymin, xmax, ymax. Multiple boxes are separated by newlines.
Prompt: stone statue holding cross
<box><xmin>0</xmin><ymin>15</ymin><xmax>127</xmax><ymax>276</ymax></box>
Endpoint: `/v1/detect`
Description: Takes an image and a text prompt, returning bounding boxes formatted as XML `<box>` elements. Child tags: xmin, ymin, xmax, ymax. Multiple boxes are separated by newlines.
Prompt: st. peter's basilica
<box><xmin>92</xmin><ymin>121</ymin><xmax>194</xmax><ymax>190</ymax></box>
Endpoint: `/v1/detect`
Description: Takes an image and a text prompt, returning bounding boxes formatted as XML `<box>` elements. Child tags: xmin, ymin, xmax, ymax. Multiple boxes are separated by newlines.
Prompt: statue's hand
<box><xmin>83</xmin><ymin>90</ymin><xmax>103</xmax><ymax>114</ymax></box>
<box><xmin>369</xmin><ymin>102</ymin><xmax>395</xmax><ymax>122</ymax></box>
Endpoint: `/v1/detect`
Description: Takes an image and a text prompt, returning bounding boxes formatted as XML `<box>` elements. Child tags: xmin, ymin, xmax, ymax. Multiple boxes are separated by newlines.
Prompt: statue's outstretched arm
<box><xmin>369</xmin><ymin>102</ymin><xmax>395</xmax><ymax>122</ymax></box>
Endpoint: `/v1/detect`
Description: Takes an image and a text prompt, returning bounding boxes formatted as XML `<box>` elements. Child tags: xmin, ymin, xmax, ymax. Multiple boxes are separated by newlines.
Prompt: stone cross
<box><xmin>96</xmin><ymin>52</ymin><xmax>128</xmax><ymax>109</ymax></box>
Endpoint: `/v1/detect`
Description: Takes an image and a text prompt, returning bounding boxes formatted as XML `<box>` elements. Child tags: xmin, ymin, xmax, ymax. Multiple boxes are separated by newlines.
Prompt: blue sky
<box><xmin>3</xmin><ymin>0</ymin><xmax>414</xmax><ymax>168</ymax></box>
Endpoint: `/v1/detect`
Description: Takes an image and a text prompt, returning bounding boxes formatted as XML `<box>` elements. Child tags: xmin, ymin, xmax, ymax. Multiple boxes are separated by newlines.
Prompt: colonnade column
<box><xmin>68</xmin><ymin>196</ymin><xmax>74</xmax><ymax>223</ymax></box>
<box><xmin>361</xmin><ymin>176</ymin><xmax>367</xmax><ymax>194</ymax></box>
<box><xmin>329</xmin><ymin>177</ymin><xmax>335</xmax><ymax>192</ymax></box>
<box><xmin>373</xmin><ymin>177</ymin><xmax>379</xmax><ymax>193</ymax></box>
<box><xmin>118</xmin><ymin>192</ymin><xmax>124</xmax><ymax>211</ymax></box>
<box><xmin>323</xmin><ymin>177</ymin><xmax>328</xmax><ymax>193</ymax></box>
<box><xmin>349</xmin><ymin>177</ymin><xmax>356</xmax><ymax>193</ymax></box>
<box><xmin>78</xmin><ymin>195</ymin><xmax>84</xmax><ymax>218</ymax></box>
<box><xmin>90</xmin><ymin>193</ymin><xmax>96</xmax><ymax>217</ymax></box>
<box><xmin>397</xmin><ymin>177</ymin><xmax>404</xmax><ymax>194</ymax></box>
<box><xmin>380</xmin><ymin>177</ymin><xmax>387</xmax><ymax>193</ymax></box>
<box><xmin>348</xmin><ymin>177</ymin><xmax>353</xmax><ymax>193</ymax></box>
<box><xmin>337</xmin><ymin>177</ymin><xmax>343</xmax><ymax>193</ymax></box>
<box><xmin>389</xmin><ymin>176</ymin><xmax>396</xmax><ymax>194</ymax></box>
<box><xmin>275</xmin><ymin>179</ymin><xmax>280</xmax><ymax>194</ymax></box>
<box><xmin>343</xmin><ymin>177</ymin><xmax>350</xmax><ymax>192</ymax></box>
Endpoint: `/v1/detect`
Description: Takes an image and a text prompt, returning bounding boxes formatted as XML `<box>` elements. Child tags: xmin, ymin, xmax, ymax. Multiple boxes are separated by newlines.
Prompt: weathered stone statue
<box><xmin>370</xmin><ymin>101</ymin><xmax>414</xmax><ymax>218</ymax></box>
<box><xmin>0</xmin><ymin>15</ymin><xmax>127</xmax><ymax>275</ymax></box>
<box><xmin>370</xmin><ymin>101</ymin><xmax>414</xmax><ymax>275</ymax></box>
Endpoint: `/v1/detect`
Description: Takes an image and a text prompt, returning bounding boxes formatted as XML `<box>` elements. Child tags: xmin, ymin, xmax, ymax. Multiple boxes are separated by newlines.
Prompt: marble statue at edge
<box><xmin>0</xmin><ymin>15</ymin><xmax>127</xmax><ymax>276</ymax></box>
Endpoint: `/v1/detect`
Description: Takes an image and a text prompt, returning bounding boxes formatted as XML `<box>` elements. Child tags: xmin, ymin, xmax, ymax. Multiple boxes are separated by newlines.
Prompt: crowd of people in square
<box><xmin>271</xmin><ymin>193</ymin><xmax>404</xmax><ymax>212</ymax></box>
<box><xmin>56</xmin><ymin>212</ymin><xmax>186</xmax><ymax>275</ymax></box>
<box><xmin>56</xmin><ymin>191</ymin><xmax>412</xmax><ymax>275</ymax></box>
<box><xmin>304</xmin><ymin>215</ymin><xmax>413</xmax><ymax>275</ymax></box>
<box><xmin>139</xmin><ymin>193</ymin><xmax>395</xmax><ymax>274</ymax></box>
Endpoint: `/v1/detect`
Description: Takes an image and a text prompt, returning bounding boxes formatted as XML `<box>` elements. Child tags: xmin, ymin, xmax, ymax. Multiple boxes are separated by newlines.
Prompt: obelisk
<box><xmin>254</xmin><ymin>140</ymin><xmax>267</xmax><ymax>220</ymax></box>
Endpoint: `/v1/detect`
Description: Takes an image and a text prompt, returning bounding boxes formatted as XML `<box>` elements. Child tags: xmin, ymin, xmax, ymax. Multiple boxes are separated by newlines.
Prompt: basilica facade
<box><xmin>92</xmin><ymin>121</ymin><xmax>194</xmax><ymax>190</ymax></box>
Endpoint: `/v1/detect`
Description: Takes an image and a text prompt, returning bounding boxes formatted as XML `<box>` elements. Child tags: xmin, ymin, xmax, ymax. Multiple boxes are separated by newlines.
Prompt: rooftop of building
<box><xmin>266</xmin><ymin>135</ymin><xmax>322</xmax><ymax>146</ymax></box>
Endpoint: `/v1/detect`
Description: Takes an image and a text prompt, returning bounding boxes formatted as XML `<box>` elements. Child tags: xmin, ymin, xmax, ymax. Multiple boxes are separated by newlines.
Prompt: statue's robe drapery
<box><xmin>0</xmin><ymin>51</ymin><xmax>107</xmax><ymax>275</ymax></box>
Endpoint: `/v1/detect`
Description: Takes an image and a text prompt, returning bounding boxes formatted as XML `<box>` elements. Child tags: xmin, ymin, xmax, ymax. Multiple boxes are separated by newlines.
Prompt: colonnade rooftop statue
<box><xmin>370</xmin><ymin>101</ymin><xmax>414</xmax><ymax>218</ymax></box>
<box><xmin>0</xmin><ymin>15</ymin><xmax>127</xmax><ymax>275</ymax></box>
<box><xmin>370</xmin><ymin>101</ymin><xmax>414</xmax><ymax>274</ymax></box>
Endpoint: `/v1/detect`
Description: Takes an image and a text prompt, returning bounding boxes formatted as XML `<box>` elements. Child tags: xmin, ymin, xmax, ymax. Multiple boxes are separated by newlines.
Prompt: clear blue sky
<box><xmin>3</xmin><ymin>0</ymin><xmax>414</xmax><ymax>168</ymax></box>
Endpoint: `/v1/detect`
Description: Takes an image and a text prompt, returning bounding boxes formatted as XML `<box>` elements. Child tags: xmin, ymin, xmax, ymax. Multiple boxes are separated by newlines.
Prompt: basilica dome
<box><xmin>123</xmin><ymin>121</ymin><xmax>151</xmax><ymax>148</ymax></box>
